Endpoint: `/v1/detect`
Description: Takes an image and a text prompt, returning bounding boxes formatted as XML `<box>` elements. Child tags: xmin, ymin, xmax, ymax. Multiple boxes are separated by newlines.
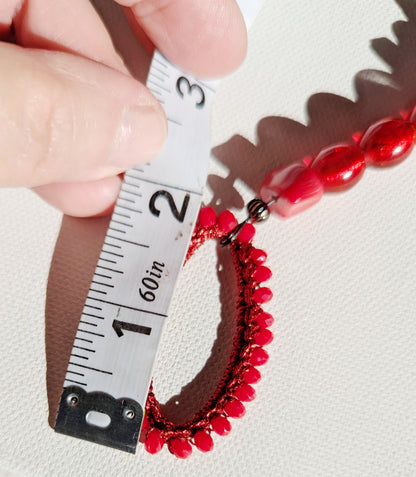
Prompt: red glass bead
<box><xmin>243</xmin><ymin>366</ymin><xmax>261</xmax><ymax>384</ymax></box>
<box><xmin>218</xmin><ymin>210</ymin><xmax>237</xmax><ymax>233</ymax></box>
<box><xmin>255</xmin><ymin>312</ymin><xmax>274</xmax><ymax>328</ymax></box>
<box><xmin>234</xmin><ymin>383</ymin><xmax>256</xmax><ymax>402</ymax></box>
<box><xmin>252</xmin><ymin>265</ymin><xmax>272</xmax><ymax>283</ymax></box>
<box><xmin>193</xmin><ymin>430</ymin><xmax>214</xmax><ymax>452</ymax></box>
<box><xmin>310</xmin><ymin>144</ymin><xmax>366</xmax><ymax>191</ymax></box>
<box><xmin>224</xmin><ymin>398</ymin><xmax>246</xmax><ymax>418</ymax></box>
<box><xmin>237</xmin><ymin>223</ymin><xmax>255</xmax><ymax>242</ymax></box>
<box><xmin>198</xmin><ymin>206</ymin><xmax>217</xmax><ymax>227</ymax></box>
<box><xmin>210</xmin><ymin>415</ymin><xmax>231</xmax><ymax>435</ymax></box>
<box><xmin>250</xmin><ymin>248</ymin><xmax>267</xmax><ymax>264</ymax></box>
<box><xmin>360</xmin><ymin>118</ymin><xmax>416</xmax><ymax>166</ymax></box>
<box><xmin>260</xmin><ymin>163</ymin><xmax>324</xmax><ymax>218</ymax></box>
<box><xmin>168</xmin><ymin>437</ymin><xmax>193</xmax><ymax>459</ymax></box>
<box><xmin>144</xmin><ymin>428</ymin><xmax>164</xmax><ymax>454</ymax></box>
<box><xmin>250</xmin><ymin>347</ymin><xmax>269</xmax><ymax>366</ymax></box>
<box><xmin>254</xmin><ymin>328</ymin><xmax>274</xmax><ymax>346</ymax></box>
<box><xmin>253</xmin><ymin>287</ymin><xmax>273</xmax><ymax>304</ymax></box>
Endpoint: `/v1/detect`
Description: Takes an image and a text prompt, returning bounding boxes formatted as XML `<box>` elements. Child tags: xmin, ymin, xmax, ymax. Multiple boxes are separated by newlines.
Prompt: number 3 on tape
<box><xmin>54</xmin><ymin>0</ymin><xmax>265</xmax><ymax>454</ymax></box>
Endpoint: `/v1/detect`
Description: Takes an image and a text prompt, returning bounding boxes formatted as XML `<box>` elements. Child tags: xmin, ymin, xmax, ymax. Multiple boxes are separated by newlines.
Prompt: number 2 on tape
<box><xmin>149</xmin><ymin>190</ymin><xmax>190</xmax><ymax>223</ymax></box>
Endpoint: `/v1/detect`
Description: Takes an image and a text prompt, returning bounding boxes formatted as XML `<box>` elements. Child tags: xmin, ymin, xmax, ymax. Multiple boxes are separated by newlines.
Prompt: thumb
<box><xmin>0</xmin><ymin>42</ymin><xmax>167</xmax><ymax>187</ymax></box>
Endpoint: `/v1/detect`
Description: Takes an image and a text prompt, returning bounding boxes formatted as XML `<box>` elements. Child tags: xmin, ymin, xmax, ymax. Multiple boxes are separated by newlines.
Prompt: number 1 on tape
<box><xmin>55</xmin><ymin>0</ymin><xmax>265</xmax><ymax>454</ymax></box>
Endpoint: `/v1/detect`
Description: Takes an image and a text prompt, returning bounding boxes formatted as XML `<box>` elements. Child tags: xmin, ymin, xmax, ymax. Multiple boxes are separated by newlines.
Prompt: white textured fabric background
<box><xmin>1</xmin><ymin>0</ymin><xmax>416</xmax><ymax>475</ymax></box>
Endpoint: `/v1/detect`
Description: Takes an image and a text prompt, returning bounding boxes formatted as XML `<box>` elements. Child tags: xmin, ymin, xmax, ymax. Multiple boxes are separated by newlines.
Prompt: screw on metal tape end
<box><xmin>220</xmin><ymin>197</ymin><xmax>277</xmax><ymax>247</ymax></box>
<box><xmin>55</xmin><ymin>386</ymin><xmax>143</xmax><ymax>454</ymax></box>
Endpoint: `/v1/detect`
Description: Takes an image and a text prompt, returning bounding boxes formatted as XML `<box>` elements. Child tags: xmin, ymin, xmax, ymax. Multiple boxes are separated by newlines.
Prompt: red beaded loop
<box><xmin>143</xmin><ymin>210</ymin><xmax>273</xmax><ymax>457</ymax></box>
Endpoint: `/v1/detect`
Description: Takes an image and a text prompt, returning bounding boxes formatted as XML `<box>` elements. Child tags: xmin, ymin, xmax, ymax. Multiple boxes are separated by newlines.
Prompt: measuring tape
<box><xmin>55</xmin><ymin>0</ymin><xmax>265</xmax><ymax>454</ymax></box>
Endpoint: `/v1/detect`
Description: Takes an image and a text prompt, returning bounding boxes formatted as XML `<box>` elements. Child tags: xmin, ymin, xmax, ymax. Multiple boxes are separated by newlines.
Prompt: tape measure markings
<box><xmin>124</xmin><ymin>170</ymin><xmax>202</xmax><ymax>195</ymax></box>
<box><xmin>55</xmin><ymin>0</ymin><xmax>266</xmax><ymax>453</ymax></box>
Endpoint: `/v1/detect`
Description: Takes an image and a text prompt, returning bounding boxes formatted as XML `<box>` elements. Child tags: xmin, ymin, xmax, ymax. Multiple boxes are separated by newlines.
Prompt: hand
<box><xmin>0</xmin><ymin>0</ymin><xmax>247</xmax><ymax>216</ymax></box>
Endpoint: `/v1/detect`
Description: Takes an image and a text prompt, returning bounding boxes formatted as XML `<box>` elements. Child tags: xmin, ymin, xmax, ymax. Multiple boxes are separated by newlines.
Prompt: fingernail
<box><xmin>108</xmin><ymin>104</ymin><xmax>167</xmax><ymax>167</ymax></box>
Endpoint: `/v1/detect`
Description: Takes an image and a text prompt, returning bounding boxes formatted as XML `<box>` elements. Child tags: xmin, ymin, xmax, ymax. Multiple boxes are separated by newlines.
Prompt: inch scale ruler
<box><xmin>55</xmin><ymin>0</ymin><xmax>265</xmax><ymax>454</ymax></box>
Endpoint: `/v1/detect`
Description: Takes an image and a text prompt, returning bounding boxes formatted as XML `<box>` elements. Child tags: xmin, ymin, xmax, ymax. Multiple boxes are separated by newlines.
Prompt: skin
<box><xmin>0</xmin><ymin>0</ymin><xmax>247</xmax><ymax>216</ymax></box>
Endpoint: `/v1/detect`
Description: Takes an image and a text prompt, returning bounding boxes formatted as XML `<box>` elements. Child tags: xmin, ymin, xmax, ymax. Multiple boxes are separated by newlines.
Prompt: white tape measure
<box><xmin>55</xmin><ymin>0</ymin><xmax>265</xmax><ymax>454</ymax></box>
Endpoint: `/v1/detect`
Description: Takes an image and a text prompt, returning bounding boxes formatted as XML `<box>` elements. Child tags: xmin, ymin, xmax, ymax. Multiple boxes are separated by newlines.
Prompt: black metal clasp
<box><xmin>220</xmin><ymin>197</ymin><xmax>277</xmax><ymax>247</ymax></box>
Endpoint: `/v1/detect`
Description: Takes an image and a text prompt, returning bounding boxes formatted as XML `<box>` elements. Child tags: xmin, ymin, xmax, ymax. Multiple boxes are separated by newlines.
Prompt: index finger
<box><xmin>116</xmin><ymin>0</ymin><xmax>247</xmax><ymax>77</ymax></box>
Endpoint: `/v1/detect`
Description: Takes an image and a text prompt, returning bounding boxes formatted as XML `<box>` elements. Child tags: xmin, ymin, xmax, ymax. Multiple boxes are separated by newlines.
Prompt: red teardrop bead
<box><xmin>250</xmin><ymin>347</ymin><xmax>269</xmax><ymax>366</ymax></box>
<box><xmin>218</xmin><ymin>210</ymin><xmax>237</xmax><ymax>233</ymax></box>
<box><xmin>254</xmin><ymin>328</ymin><xmax>274</xmax><ymax>346</ymax></box>
<box><xmin>198</xmin><ymin>206</ymin><xmax>217</xmax><ymax>227</ymax></box>
<box><xmin>243</xmin><ymin>366</ymin><xmax>261</xmax><ymax>384</ymax></box>
<box><xmin>144</xmin><ymin>428</ymin><xmax>164</xmax><ymax>454</ymax></box>
<box><xmin>210</xmin><ymin>415</ymin><xmax>232</xmax><ymax>435</ymax></box>
<box><xmin>224</xmin><ymin>398</ymin><xmax>246</xmax><ymax>418</ymax></box>
<box><xmin>360</xmin><ymin>118</ymin><xmax>416</xmax><ymax>166</ymax></box>
<box><xmin>255</xmin><ymin>312</ymin><xmax>274</xmax><ymax>328</ymax></box>
<box><xmin>253</xmin><ymin>287</ymin><xmax>273</xmax><ymax>304</ymax></box>
<box><xmin>237</xmin><ymin>223</ymin><xmax>256</xmax><ymax>242</ymax></box>
<box><xmin>310</xmin><ymin>144</ymin><xmax>366</xmax><ymax>191</ymax></box>
<box><xmin>250</xmin><ymin>248</ymin><xmax>267</xmax><ymax>264</ymax></box>
<box><xmin>234</xmin><ymin>383</ymin><xmax>256</xmax><ymax>402</ymax></box>
<box><xmin>193</xmin><ymin>430</ymin><xmax>214</xmax><ymax>452</ymax></box>
<box><xmin>168</xmin><ymin>437</ymin><xmax>193</xmax><ymax>459</ymax></box>
<box><xmin>252</xmin><ymin>265</ymin><xmax>272</xmax><ymax>283</ymax></box>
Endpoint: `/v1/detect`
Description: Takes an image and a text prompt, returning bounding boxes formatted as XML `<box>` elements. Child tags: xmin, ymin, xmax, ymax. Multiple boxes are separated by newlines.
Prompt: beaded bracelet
<box><xmin>141</xmin><ymin>108</ymin><xmax>416</xmax><ymax>458</ymax></box>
